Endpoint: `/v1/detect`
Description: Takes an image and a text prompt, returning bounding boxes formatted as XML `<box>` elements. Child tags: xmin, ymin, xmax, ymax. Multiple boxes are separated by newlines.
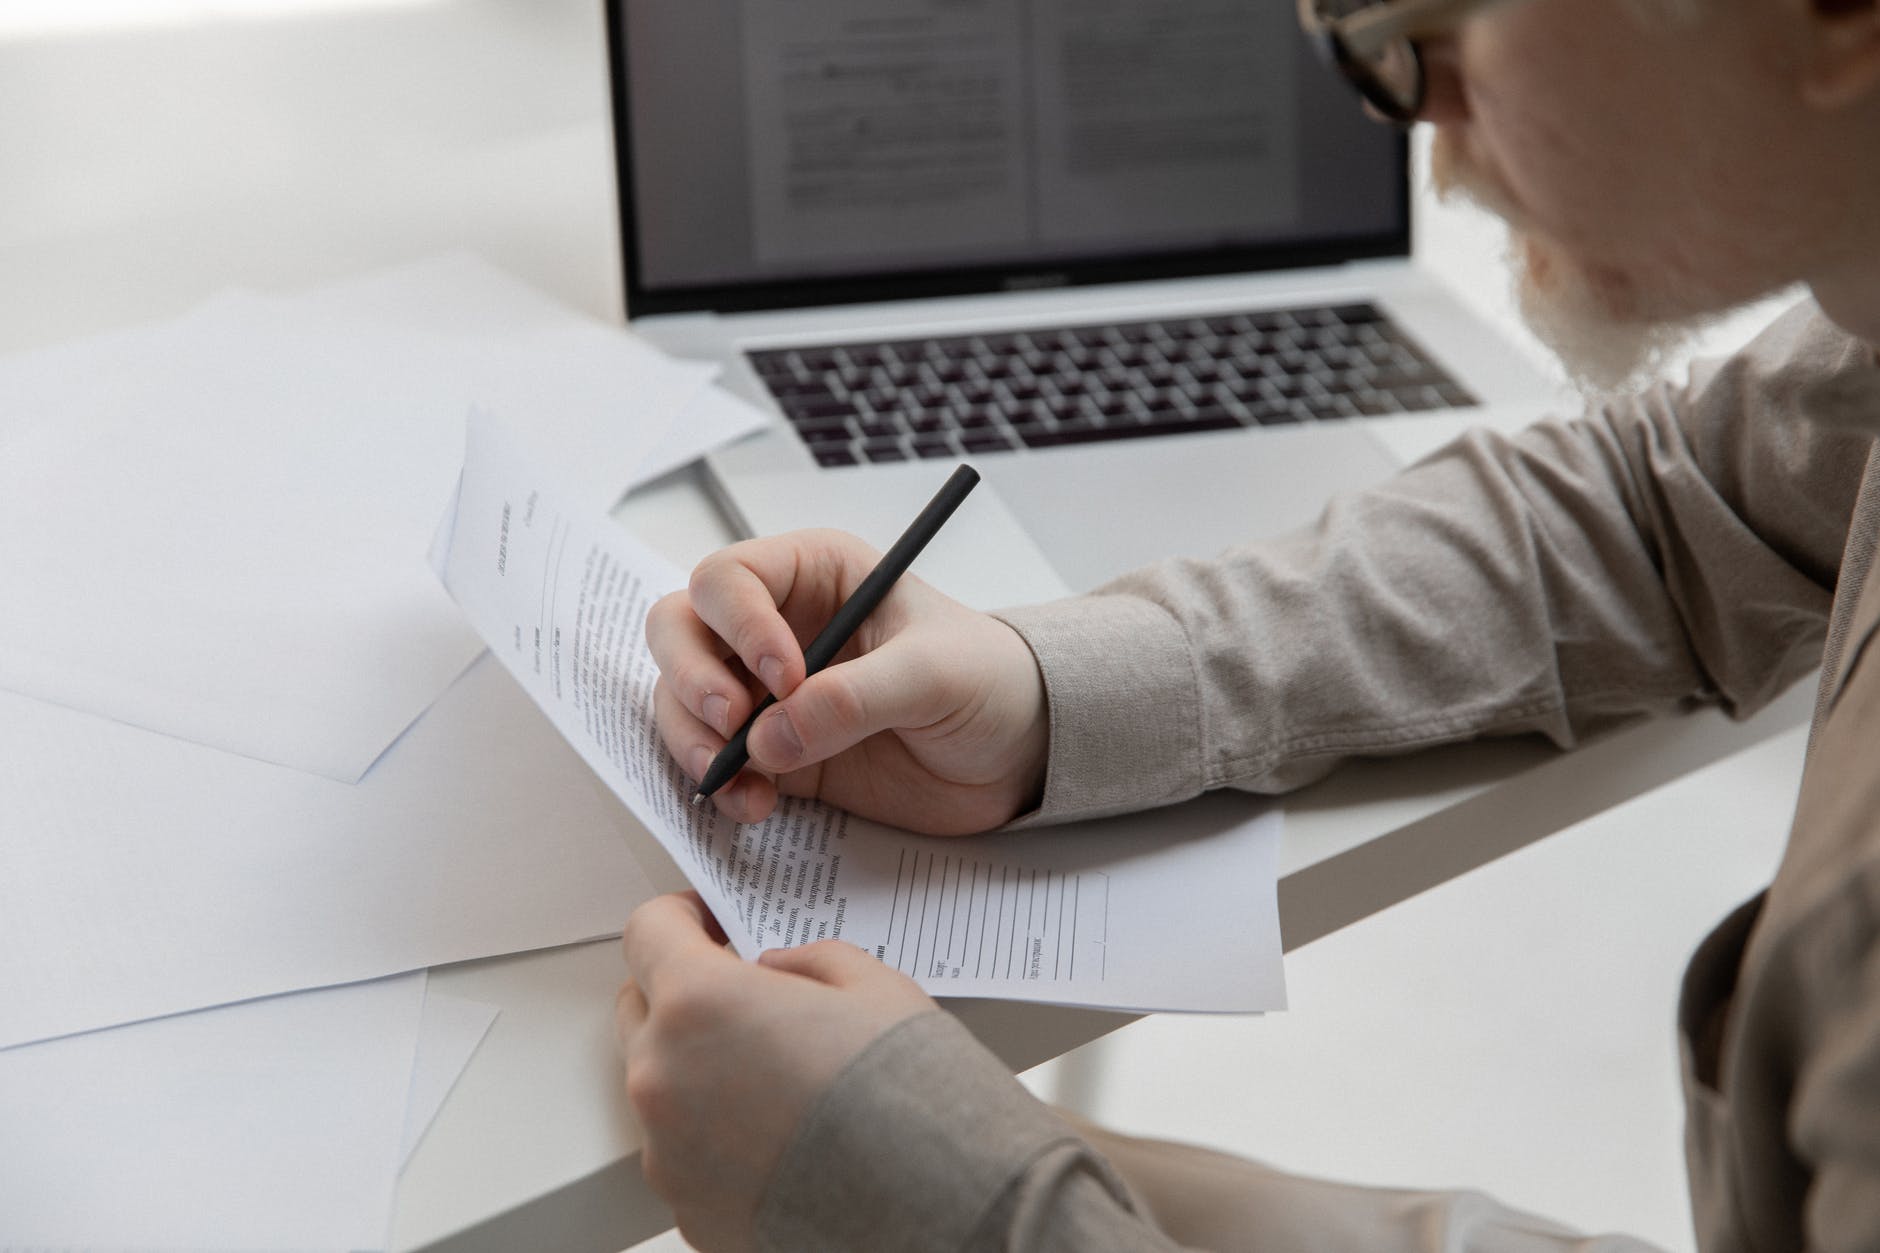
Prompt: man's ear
<box><xmin>1799</xmin><ymin>0</ymin><xmax>1880</xmax><ymax>110</ymax></box>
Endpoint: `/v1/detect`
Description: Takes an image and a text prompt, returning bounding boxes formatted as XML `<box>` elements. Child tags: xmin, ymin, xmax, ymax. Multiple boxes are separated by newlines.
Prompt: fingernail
<box><xmin>758</xmin><ymin>708</ymin><xmax>803</xmax><ymax>767</ymax></box>
<box><xmin>758</xmin><ymin>655</ymin><xmax>787</xmax><ymax>696</ymax></box>
<box><xmin>689</xmin><ymin>747</ymin><xmax>713</xmax><ymax>780</ymax></box>
<box><xmin>702</xmin><ymin>693</ymin><xmax>730</xmax><ymax>735</ymax></box>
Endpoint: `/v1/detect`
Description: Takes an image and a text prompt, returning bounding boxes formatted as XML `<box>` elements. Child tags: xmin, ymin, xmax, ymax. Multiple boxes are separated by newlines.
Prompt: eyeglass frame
<box><xmin>1296</xmin><ymin>0</ymin><xmax>1526</xmax><ymax>125</ymax></box>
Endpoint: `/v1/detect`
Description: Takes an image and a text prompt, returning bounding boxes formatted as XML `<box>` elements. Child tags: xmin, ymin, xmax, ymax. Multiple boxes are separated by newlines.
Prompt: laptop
<box><xmin>605</xmin><ymin>0</ymin><xmax>1562</xmax><ymax>607</ymax></box>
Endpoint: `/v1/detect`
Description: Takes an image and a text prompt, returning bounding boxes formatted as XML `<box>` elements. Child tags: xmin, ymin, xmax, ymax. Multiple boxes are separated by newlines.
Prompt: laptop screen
<box><xmin>609</xmin><ymin>0</ymin><xmax>1409</xmax><ymax>317</ymax></box>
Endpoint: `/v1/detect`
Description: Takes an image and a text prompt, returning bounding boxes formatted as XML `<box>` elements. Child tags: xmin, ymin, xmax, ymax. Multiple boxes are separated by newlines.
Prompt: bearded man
<box><xmin>617</xmin><ymin>0</ymin><xmax>1880</xmax><ymax>1247</ymax></box>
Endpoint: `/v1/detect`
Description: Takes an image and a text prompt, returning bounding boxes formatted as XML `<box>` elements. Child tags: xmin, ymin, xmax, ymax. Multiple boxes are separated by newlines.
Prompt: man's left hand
<box><xmin>615</xmin><ymin>892</ymin><xmax>938</xmax><ymax>1253</ymax></box>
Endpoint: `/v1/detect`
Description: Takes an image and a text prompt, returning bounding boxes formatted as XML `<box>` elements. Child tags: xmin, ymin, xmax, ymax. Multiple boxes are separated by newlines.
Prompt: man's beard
<box><xmin>1429</xmin><ymin>129</ymin><xmax>1718</xmax><ymax>397</ymax></box>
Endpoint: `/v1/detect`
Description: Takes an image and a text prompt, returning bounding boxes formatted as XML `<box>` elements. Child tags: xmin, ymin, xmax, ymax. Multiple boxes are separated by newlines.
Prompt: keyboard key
<box><xmin>783</xmin><ymin>397</ymin><xmax>852</xmax><ymax>422</ymax></box>
<box><xmin>1247</xmin><ymin>400</ymin><xmax>1301</xmax><ymax>425</ymax></box>
<box><xmin>769</xmin><ymin>379</ymin><xmax>833</xmax><ymax>401</ymax></box>
<box><xmin>959</xmin><ymin>430</ymin><xmax>1017</xmax><ymax>454</ymax></box>
<box><xmin>855</xmin><ymin>416</ymin><xmax>904</xmax><ymax>441</ymax></box>
<box><xmin>746</xmin><ymin>300</ymin><xmax>1468</xmax><ymax>462</ymax></box>
<box><xmin>1183</xmin><ymin>405</ymin><xmax>1241</xmax><ymax>426</ymax></box>
<box><xmin>791</xmin><ymin>419</ymin><xmax>854</xmax><ymax>445</ymax></box>
<box><xmin>1021</xmin><ymin>414</ymin><xmax>1241</xmax><ymax>448</ymax></box>
<box><xmin>750</xmin><ymin>353</ymin><xmax>799</xmax><ymax>381</ymax></box>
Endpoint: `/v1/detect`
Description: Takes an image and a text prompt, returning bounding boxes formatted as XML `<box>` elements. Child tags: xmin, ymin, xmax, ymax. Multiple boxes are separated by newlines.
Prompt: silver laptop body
<box><xmin>605</xmin><ymin>0</ymin><xmax>1561</xmax><ymax>607</ymax></box>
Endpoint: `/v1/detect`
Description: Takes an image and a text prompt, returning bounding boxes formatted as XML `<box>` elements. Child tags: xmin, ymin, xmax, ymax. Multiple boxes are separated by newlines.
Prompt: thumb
<box><xmin>744</xmin><ymin>639</ymin><xmax>956</xmax><ymax>772</ymax></box>
<box><xmin>758</xmin><ymin>939</ymin><xmax>883</xmax><ymax>987</ymax></box>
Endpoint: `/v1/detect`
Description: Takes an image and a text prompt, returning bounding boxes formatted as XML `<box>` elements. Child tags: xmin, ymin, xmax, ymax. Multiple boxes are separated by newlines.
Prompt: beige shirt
<box><xmin>756</xmin><ymin>302</ymin><xmax>1880</xmax><ymax>1253</ymax></box>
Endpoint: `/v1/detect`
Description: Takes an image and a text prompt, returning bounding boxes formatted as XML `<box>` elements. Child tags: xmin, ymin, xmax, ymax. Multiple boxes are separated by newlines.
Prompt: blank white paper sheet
<box><xmin>0</xmin><ymin>255</ymin><xmax>757</xmax><ymax>782</ymax></box>
<box><xmin>0</xmin><ymin>976</ymin><xmax>499</xmax><ymax>1251</ymax></box>
<box><xmin>0</xmin><ymin>975</ymin><xmax>425</xmax><ymax>1251</ymax></box>
<box><xmin>0</xmin><ymin>652</ymin><xmax>656</xmax><ymax>1050</ymax></box>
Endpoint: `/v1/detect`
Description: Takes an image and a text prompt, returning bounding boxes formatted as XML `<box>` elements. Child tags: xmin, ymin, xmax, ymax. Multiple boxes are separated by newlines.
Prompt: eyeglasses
<box><xmin>1296</xmin><ymin>0</ymin><xmax>1523</xmax><ymax>124</ymax></box>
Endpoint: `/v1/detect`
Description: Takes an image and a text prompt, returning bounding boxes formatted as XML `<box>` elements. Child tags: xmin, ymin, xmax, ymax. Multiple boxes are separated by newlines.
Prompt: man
<box><xmin>615</xmin><ymin>0</ymin><xmax>1880</xmax><ymax>1247</ymax></box>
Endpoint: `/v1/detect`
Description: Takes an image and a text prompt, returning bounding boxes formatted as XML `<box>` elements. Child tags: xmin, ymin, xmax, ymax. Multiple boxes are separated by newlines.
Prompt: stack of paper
<box><xmin>0</xmin><ymin>976</ymin><xmax>500</xmax><ymax>1250</ymax></box>
<box><xmin>0</xmin><ymin>256</ymin><xmax>767</xmax><ymax>1249</ymax></box>
<box><xmin>0</xmin><ymin>254</ymin><xmax>754</xmax><ymax>782</ymax></box>
<box><xmin>435</xmin><ymin>413</ymin><xmax>1289</xmax><ymax>1016</ymax></box>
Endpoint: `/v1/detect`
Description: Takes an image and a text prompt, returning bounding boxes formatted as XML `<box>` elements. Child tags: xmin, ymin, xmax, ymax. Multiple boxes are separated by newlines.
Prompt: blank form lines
<box><xmin>888</xmin><ymin>849</ymin><xmax>909</xmax><ymax>969</ymax></box>
<box><xmin>882</xmin><ymin>850</ymin><xmax>1106</xmax><ymax>984</ymax></box>
<box><xmin>985</xmin><ymin>857</ymin><xmax>1000</xmax><ymax>978</ymax></box>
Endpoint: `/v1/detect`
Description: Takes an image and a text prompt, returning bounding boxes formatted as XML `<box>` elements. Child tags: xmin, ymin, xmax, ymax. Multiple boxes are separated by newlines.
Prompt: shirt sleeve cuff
<box><xmin>994</xmin><ymin>594</ymin><xmax>1204</xmax><ymax>826</ymax></box>
<box><xmin>756</xmin><ymin>1010</ymin><xmax>1094</xmax><ymax>1253</ymax></box>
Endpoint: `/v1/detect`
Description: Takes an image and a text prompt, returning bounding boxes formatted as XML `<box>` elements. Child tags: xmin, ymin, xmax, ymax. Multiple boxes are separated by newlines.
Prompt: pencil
<box><xmin>690</xmin><ymin>463</ymin><xmax>981</xmax><ymax>806</ymax></box>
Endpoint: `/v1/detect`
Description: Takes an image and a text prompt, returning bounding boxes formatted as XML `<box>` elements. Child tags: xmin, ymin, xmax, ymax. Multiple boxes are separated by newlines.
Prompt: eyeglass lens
<box><xmin>1314</xmin><ymin>0</ymin><xmax>1424</xmax><ymax>120</ymax></box>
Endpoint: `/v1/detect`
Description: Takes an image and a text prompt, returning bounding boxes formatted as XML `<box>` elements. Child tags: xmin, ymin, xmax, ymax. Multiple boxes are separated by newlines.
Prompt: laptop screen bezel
<box><xmin>604</xmin><ymin>0</ymin><xmax>1412</xmax><ymax>321</ymax></box>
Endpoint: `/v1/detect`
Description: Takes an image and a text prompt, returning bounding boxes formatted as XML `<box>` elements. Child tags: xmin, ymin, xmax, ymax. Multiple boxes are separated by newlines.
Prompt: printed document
<box><xmin>739</xmin><ymin>0</ymin><xmax>1297</xmax><ymax>272</ymax></box>
<box><xmin>434</xmin><ymin>413</ymin><xmax>1285</xmax><ymax>1013</ymax></box>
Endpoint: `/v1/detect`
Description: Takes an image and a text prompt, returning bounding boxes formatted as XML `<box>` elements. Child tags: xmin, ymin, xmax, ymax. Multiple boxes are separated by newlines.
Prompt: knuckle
<box><xmin>690</xmin><ymin>566</ymin><xmax>770</xmax><ymax>658</ymax></box>
<box><xmin>798</xmin><ymin>938</ymin><xmax>851</xmax><ymax>963</ymax></box>
<box><xmin>806</xmin><ymin>672</ymin><xmax>869</xmax><ymax>735</ymax></box>
<box><xmin>618</xmin><ymin>906</ymin><xmax>656</xmax><ymax>966</ymax></box>
<box><xmin>678</xmin><ymin>662</ymin><xmax>729</xmax><ymax>714</ymax></box>
<box><xmin>643</xmin><ymin>594</ymin><xmax>692</xmax><ymax>660</ymax></box>
<box><xmin>654</xmin><ymin>975</ymin><xmax>728</xmax><ymax>1035</ymax></box>
<box><xmin>687</xmin><ymin>549</ymin><xmax>733</xmax><ymax>594</ymax></box>
<box><xmin>646</xmin><ymin>590</ymin><xmax>687</xmax><ymax>630</ymax></box>
<box><xmin>811</xmin><ymin>527</ymin><xmax>878</xmax><ymax>564</ymax></box>
<box><xmin>623</xmin><ymin>1056</ymin><xmax>671</xmax><ymax>1123</ymax></box>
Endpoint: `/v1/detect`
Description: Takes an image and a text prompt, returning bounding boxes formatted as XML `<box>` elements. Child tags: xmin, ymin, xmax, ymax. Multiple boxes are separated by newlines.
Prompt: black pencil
<box><xmin>690</xmin><ymin>464</ymin><xmax>981</xmax><ymax>806</ymax></box>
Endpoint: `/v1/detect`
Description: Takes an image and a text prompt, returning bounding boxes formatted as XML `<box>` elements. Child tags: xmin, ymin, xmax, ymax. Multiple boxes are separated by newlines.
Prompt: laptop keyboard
<box><xmin>745</xmin><ymin>301</ymin><xmax>1477</xmax><ymax>468</ymax></box>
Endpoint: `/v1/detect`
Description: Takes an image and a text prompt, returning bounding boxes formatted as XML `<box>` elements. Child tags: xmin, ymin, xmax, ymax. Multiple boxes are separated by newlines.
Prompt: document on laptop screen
<box><xmin>433</xmin><ymin>413</ymin><xmax>1286</xmax><ymax>1014</ymax></box>
<box><xmin>738</xmin><ymin>0</ymin><xmax>1299</xmax><ymax>273</ymax></box>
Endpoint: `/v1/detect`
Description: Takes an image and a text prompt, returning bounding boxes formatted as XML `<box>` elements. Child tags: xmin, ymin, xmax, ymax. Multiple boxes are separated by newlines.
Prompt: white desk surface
<box><xmin>1</xmin><ymin>4</ymin><xmax>1806</xmax><ymax>1249</ymax></box>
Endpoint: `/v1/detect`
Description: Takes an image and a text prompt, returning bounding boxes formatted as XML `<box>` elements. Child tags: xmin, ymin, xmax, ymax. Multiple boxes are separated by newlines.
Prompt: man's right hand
<box><xmin>646</xmin><ymin>528</ymin><xmax>1049</xmax><ymax>835</ymax></box>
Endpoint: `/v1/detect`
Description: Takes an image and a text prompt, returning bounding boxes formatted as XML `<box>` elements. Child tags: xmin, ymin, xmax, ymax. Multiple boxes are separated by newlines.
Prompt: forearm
<box><xmin>999</xmin><ymin>302</ymin><xmax>1868</xmax><ymax>825</ymax></box>
<box><xmin>758</xmin><ymin>1012</ymin><xmax>1666</xmax><ymax>1253</ymax></box>
<box><xmin>757</xmin><ymin>1011</ymin><xmax>1181</xmax><ymax>1253</ymax></box>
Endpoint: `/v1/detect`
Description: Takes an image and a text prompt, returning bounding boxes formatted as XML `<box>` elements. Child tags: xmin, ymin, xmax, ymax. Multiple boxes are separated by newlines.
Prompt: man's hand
<box><xmin>615</xmin><ymin>892</ymin><xmax>938</xmax><ymax>1253</ymax></box>
<box><xmin>647</xmin><ymin>528</ymin><xmax>1049</xmax><ymax>834</ymax></box>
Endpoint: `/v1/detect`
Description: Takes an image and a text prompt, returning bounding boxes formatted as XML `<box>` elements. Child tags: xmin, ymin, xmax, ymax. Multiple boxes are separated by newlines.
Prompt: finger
<box><xmin>620</xmin><ymin>892</ymin><xmax>735</xmax><ymax>996</ymax></box>
<box><xmin>645</xmin><ymin>593</ymin><xmax>759</xmax><ymax>738</ymax></box>
<box><xmin>756</xmin><ymin>939</ymin><xmax>886</xmax><ymax>988</ymax></box>
<box><xmin>613</xmin><ymin>979</ymin><xmax>648</xmax><ymax>1049</ymax></box>
<box><xmin>651</xmin><ymin>681</ymin><xmax>787</xmax><ymax>821</ymax></box>
<box><xmin>745</xmin><ymin>635</ymin><xmax>960</xmax><ymax>774</ymax></box>
<box><xmin>686</xmin><ymin>537</ymin><xmax>843</xmax><ymax>700</ymax></box>
<box><xmin>653</xmin><ymin>677</ymin><xmax>727</xmax><ymax>784</ymax></box>
<box><xmin>654</xmin><ymin>677</ymin><xmax>776</xmax><ymax>818</ymax></box>
<box><xmin>709</xmin><ymin>768</ymin><xmax>783</xmax><ymax>825</ymax></box>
